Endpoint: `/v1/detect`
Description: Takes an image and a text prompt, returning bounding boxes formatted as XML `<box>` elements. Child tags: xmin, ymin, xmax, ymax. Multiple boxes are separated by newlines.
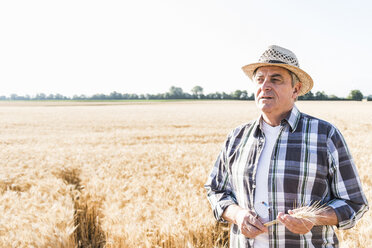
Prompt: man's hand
<box><xmin>222</xmin><ymin>205</ymin><xmax>268</xmax><ymax>238</ymax></box>
<box><xmin>277</xmin><ymin>207</ymin><xmax>338</xmax><ymax>235</ymax></box>
<box><xmin>277</xmin><ymin>211</ymin><xmax>314</xmax><ymax>234</ymax></box>
<box><xmin>235</xmin><ymin>209</ymin><xmax>268</xmax><ymax>238</ymax></box>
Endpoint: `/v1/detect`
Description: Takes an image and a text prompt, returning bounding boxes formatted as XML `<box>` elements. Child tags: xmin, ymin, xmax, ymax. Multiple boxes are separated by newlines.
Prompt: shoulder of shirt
<box><xmin>227</xmin><ymin>120</ymin><xmax>256</xmax><ymax>139</ymax></box>
<box><xmin>222</xmin><ymin>121</ymin><xmax>256</xmax><ymax>154</ymax></box>
<box><xmin>299</xmin><ymin>112</ymin><xmax>339</xmax><ymax>136</ymax></box>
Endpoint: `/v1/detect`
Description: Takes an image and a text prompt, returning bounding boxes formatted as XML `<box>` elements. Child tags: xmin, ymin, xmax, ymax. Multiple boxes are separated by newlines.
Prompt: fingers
<box><xmin>240</xmin><ymin>222</ymin><xmax>264</xmax><ymax>238</ymax></box>
<box><xmin>245</xmin><ymin>212</ymin><xmax>268</xmax><ymax>232</ymax></box>
<box><xmin>236</xmin><ymin>209</ymin><xmax>268</xmax><ymax>238</ymax></box>
<box><xmin>277</xmin><ymin>212</ymin><xmax>314</xmax><ymax>234</ymax></box>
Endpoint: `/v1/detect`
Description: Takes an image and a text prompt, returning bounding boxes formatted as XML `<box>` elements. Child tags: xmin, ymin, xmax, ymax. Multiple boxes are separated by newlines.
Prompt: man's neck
<box><xmin>261</xmin><ymin>109</ymin><xmax>292</xmax><ymax>127</ymax></box>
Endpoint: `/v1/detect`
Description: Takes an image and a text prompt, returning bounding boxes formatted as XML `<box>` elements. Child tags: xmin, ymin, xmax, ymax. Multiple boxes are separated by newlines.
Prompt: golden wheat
<box><xmin>264</xmin><ymin>201</ymin><xmax>329</xmax><ymax>227</ymax></box>
<box><xmin>0</xmin><ymin>101</ymin><xmax>371</xmax><ymax>247</ymax></box>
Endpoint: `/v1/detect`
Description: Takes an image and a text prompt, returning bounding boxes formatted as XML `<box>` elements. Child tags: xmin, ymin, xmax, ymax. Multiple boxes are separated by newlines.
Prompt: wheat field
<box><xmin>0</xmin><ymin>100</ymin><xmax>371</xmax><ymax>247</ymax></box>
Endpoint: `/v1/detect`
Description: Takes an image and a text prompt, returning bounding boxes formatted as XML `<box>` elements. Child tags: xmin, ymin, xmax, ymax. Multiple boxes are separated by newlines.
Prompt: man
<box><xmin>205</xmin><ymin>45</ymin><xmax>368</xmax><ymax>247</ymax></box>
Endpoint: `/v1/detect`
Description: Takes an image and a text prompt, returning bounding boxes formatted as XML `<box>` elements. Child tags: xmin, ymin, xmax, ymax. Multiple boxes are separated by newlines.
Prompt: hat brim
<box><xmin>241</xmin><ymin>63</ymin><xmax>313</xmax><ymax>96</ymax></box>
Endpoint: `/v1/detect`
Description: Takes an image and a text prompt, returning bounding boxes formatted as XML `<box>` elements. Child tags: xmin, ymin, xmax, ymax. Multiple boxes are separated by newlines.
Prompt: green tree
<box><xmin>47</xmin><ymin>94</ymin><xmax>54</xmax><ymax>100</ymax></box>
<box><xmin>168</xmin><ymin>86</ymin><xmax>184</xmax><ymax>99</ymax></box>
<box><xmin>35</xmin><ymin>93</ymin><xmax>46</xmax><ymax>100</ymax></box>
<box><xmin>315</xmin><ymin>91</ymin><xmax>328</xmax><ymax>100</ymax></box>
<box><xmin>328</xmin><ymin>95</ymin><xmax>339</xmax><ymax>100</ymax></box>
<box><xmin>10</xmin><ymin>94</ymin><xmax>18</xmax><ymax>100</ymax></box>
<box><xmin>221</xmin><ymin>92</ymin><xmax>231</xmax><ymax>99</ymax></box>
<box><xmin>191</xmin><ymin>86</ymin><xmax>203</xmax><ymax>99</ymax></box>
<box><xmin>348</xmin><ymin>90</ymin><xmax>363</xmax><ymax>101</ymax></box>
<box><xmin>239</xmin><ymin>90</ymin><xmax>249</xmax><ymax>100</ymax></box>
<box><xmin>109</xmin><ymin>91</ymin><xmax>123</xmax><ymax>99</ymax></box>
<box><xmin>299</xmin><ymin>90</ymin><xmax>314</xmax><ymax>100</ymax></box>
<box><xmin>232</xmin><ymin>90</ymin><xmax>242</xmax><ymax>99</ymax></box>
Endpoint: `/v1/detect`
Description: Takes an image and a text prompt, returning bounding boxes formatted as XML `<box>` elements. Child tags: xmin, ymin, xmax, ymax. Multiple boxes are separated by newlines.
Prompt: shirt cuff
<box><xmin>215</xmin><ymin>199</ymin><xmax>237</xmax><ymax>223</ymax></box>
<box><xmin>327</xmin><ymin>200</ymin><xmax>356</xmax><ymax>230</ymax></box>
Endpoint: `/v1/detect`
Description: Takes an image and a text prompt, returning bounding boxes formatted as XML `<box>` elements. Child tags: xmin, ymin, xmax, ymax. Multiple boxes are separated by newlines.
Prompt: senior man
<box><xmin>205</xmin><ymin>45</ymin><xmax>368</xmax><ymax>247</ymax></box>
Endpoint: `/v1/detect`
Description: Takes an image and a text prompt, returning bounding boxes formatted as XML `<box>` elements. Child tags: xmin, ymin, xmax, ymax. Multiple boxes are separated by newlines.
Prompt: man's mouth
<box><xmin>260</xmin><ymin>96</ymin><xmax>273</xmax><ymax>100</ymax></box>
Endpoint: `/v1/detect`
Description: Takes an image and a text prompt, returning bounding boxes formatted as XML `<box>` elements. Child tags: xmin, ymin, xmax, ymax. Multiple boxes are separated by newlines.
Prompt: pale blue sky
<box><xmin>1</xmin><ymin>0</ymin><xmax>371</xmax><ymax>97</ymax></box>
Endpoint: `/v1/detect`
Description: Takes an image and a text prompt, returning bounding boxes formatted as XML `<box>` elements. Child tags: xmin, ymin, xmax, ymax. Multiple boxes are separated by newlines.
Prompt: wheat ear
<box><xmin>264</xmin><ymin>201</ymin><xmax>328</xmax><ymax>227</ymax></box>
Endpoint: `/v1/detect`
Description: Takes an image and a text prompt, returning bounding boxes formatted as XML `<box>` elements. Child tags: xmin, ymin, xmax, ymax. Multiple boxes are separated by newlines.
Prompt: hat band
<box><xmin>267</xmin><ymin>60</ymin><xmax>287</xmax><ymax>64</ymax></box>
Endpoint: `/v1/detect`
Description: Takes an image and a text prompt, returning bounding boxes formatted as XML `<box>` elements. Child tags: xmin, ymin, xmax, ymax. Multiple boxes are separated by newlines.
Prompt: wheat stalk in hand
<box><xmin>264</xmin><ymin>201</ymin><xmax>328</xmax><ymax>227</ymax></box>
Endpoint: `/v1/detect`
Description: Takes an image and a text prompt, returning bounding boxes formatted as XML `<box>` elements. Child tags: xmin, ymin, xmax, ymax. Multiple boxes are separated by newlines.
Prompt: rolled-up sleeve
<box><xmin>205</xmin><ymin>131</ymin><xmax>237</xmax><ymax>223</ymax></box>
<box><xmin>327</xmin><ymin>127</ymin><xmax>369</xmax><ymax>230</ymax></box>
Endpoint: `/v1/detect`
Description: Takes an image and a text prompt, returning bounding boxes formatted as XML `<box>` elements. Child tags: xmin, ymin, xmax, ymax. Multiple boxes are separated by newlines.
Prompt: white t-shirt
<box><xmin>254</xmin><ymin>121</ymin><xmax>281</xmax><ymax>247</ymax></box>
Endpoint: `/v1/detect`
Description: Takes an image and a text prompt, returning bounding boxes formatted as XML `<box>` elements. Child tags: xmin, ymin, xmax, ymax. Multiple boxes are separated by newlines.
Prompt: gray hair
<box><xmin>289</xmin><ymin>71</ymin><xmax>300</xmax><ymax>87</ymax></box>
<box><xmin>289</xmin><ymin>71</ymin><xmax>300</xmax><ymax>101</ymax></box>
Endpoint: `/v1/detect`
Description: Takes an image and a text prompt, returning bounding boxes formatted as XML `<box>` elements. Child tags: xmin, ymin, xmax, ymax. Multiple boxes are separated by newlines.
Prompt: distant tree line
<box><xmin>1</xmin><ymin>86</ymin><xmax>370</xmax><ymax>101</ymax></box>
<box><xmin>298</xmin><ymin>89</ymin><xmax>368</xmax><ymax>101</ymax></box>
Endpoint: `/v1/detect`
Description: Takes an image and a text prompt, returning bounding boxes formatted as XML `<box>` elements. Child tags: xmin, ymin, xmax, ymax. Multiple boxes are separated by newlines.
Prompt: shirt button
<box><xmin>252</xmin><ymin>184</ymin><xmax>256</xmax><ymax>188</ymax></box>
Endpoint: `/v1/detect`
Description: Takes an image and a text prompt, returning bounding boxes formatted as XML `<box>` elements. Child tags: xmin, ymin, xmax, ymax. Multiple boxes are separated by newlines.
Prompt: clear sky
<box><xmin>1</xmin><ymin>0</ymin><xmax>371</xmax><ymax>97</ymax></box>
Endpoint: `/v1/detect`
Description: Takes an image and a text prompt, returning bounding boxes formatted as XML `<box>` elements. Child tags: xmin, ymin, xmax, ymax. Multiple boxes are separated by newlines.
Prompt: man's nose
<box><xmin>260</xmin><ymin>78</ymin><xmax>271</xmax><ymax>91</ymax></box>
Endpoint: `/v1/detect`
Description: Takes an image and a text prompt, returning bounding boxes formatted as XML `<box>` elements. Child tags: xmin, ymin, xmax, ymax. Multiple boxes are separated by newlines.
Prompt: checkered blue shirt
<box><xmin>205</xmin><ymin>105</ymin><xmax>368</xmax><ymax>248</ymax></box>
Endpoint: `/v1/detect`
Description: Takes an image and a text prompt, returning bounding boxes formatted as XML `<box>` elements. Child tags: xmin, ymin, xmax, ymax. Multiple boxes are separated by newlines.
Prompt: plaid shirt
<box><xmin>205</xmin><ymin>105</ymin><xmax>368</xmax><ymax>248</ymax></box>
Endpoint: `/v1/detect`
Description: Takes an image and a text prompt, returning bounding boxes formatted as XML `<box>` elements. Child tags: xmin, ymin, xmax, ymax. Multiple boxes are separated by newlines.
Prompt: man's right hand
<box><xmin>235</xmin><ymin>209</ymin><xmax>268</xmax><ymax>238</ymax></box>
<box><xmin>222</xmin><ymin>205</ymin><xmax>268</xmax><ymax>238</ymax></box>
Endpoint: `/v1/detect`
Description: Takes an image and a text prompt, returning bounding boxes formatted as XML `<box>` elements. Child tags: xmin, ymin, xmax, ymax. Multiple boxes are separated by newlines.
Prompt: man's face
<box><xmin>253</xmin><ymin>66</ymin><xmax>301</xmax><ymax>117</ymax></box>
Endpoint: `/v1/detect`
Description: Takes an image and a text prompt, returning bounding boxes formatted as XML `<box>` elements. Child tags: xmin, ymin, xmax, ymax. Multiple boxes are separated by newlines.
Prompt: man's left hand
<box><xmin>277</xmin><ymin>211</ymin><xmax>314</xmax><ymax>234</ymax></box>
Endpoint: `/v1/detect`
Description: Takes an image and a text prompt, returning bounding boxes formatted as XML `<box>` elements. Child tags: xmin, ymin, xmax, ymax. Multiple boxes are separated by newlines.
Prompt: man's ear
<box><xmin>293</xmin><ymin>82</ymin><xmax>302</xmax><ymax>98</ymax></box>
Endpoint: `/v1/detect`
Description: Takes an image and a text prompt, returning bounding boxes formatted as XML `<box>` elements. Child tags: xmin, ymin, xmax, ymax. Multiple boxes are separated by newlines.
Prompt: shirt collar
<box><xmin>253</xmin><ymin>105</ymin><xmax>301</xmax><ymax>136</ymax></box>
<box><xmin>284</xmin><ymin>105</ymin><xmax>301</xmax><ymax>132</ymax></box>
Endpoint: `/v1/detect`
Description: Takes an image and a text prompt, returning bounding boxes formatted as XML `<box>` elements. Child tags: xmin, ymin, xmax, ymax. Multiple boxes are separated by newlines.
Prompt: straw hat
<box><xmin>241</xmin><ymin>45</ymin><xmax>313</xmax><ymax>96</ymax></box>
